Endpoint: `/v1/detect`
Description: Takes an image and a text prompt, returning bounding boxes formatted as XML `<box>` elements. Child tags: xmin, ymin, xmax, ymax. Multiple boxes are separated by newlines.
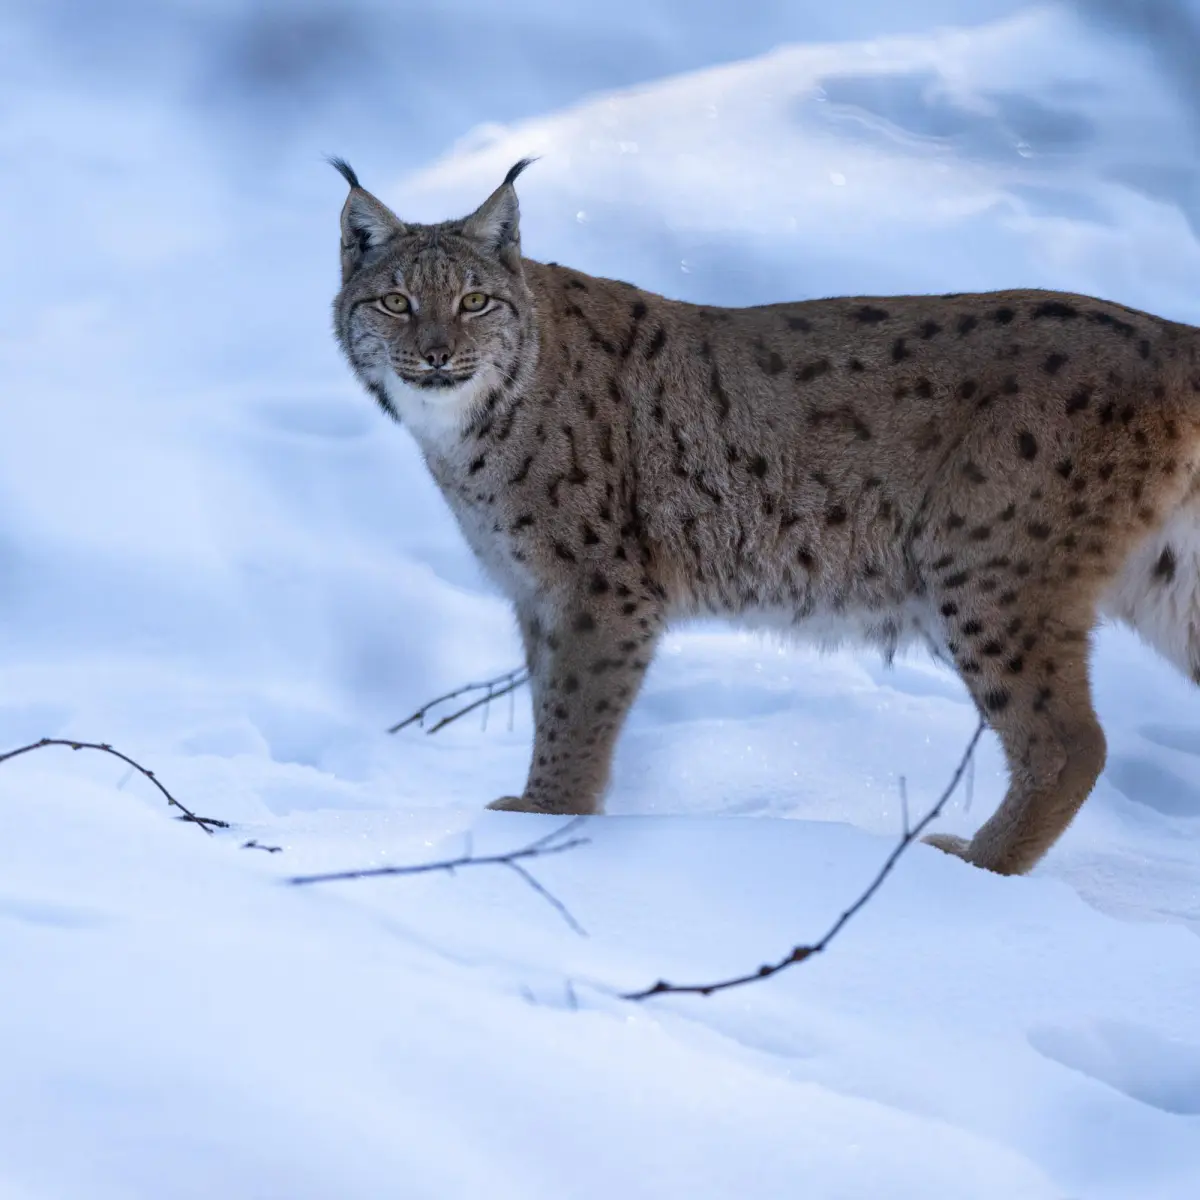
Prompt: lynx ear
<box><xmin>330</xmin><ymin>157</ymin><xmax>406</xmax><ymax>282</ymax></box>
<box><xmin>461</xmin><ymin>157</ymin><xmax>536</xmax><ymax>270</ymax></box>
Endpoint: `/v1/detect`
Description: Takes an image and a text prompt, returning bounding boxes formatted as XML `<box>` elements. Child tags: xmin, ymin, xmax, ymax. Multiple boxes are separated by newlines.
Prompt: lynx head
<box><xmin>330</xmin><ymin>157</ymin><xmax>538</xmax><ymax>441</ymax></box>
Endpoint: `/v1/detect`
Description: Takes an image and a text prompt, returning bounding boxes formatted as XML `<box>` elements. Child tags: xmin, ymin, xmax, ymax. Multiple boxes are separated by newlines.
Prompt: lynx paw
<box><xmin>486</xmin><ymin>794</ymin><xmax>540</xmax><ymax>813</ymax></box>
<box><xmin>922</xmin><ymin>832</ymin><xmax>973</xmax><ymax>861</ymax></box>
<box><xmin>485</xmin><ymin>794</ymin><xmax>596</xmax><ymax>815</ymax></box>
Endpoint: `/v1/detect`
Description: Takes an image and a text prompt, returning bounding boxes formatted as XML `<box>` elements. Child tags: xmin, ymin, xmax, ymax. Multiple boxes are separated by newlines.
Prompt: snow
<box><xmin>3</xmin><ymin>2</ymin><xmax>1200</xmax><ymax>1196</ymax></box>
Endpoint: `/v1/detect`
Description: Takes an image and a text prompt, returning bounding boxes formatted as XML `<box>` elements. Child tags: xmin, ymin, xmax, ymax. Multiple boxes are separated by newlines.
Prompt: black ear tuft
<box><xmin>334</xmin><ymin>166</ymin><xmax>407</xmax><ymax>283</ymax></box>
<box><xmin>503</xmin><ymin>157</ymin><xmax>539</xmax><ymax>188</ymax></box>
<box><xmin>328</xmin><ymin>156</ymin><xmax>361</xmax><ymax>190</ymax></box>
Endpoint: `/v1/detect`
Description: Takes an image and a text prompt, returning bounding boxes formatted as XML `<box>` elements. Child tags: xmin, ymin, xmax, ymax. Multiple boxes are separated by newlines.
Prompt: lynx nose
<box><xmin>423</xmin><ymin>347</ymin><xmax>453</xmax><ymax>368</ymax></box>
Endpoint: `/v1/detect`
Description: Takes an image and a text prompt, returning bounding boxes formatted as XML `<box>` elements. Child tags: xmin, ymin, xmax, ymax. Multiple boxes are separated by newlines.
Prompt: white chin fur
<box><xmin>379</xmin><ymin>368</ymin><xmax>493</xmax><ymax>449</ymax></box>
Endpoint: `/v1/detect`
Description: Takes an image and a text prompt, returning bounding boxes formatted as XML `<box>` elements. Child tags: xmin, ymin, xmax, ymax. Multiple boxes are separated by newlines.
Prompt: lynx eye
<box><xmin>380</xmin><ymin>293</ymin><xmax>410</xmax><ymax>315</ymax></box>
<box><xmin>461</xmin><ymin>292</ymin><xmax>489</xmax><ymax>313</ymax></box>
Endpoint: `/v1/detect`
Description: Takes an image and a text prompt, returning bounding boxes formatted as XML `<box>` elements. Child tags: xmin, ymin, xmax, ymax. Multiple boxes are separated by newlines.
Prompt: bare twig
<box><xmin>286</xmin><ymin>816</ymin><xmax>590</xmax><ymax>934</ymax></box>
<box><xmin>388</xmin><ymin>667</ymin><xmax>529</xmax><ymax>736</ymax></box>
<box><xmin>964</xmin><ymin>738</ymin><xmax>977</xmax><ymax>813</ymax></box>
<box><xmin>0</xmin><ymin>737</ymin><xmax>228</xmax><ymax>834</ymax></box>
<box><xmin>623</xmin><ymin>719</ymin><xmax>987</xmax><ymax>1001</ymax></box>
<box><xmin>242</xmin><ymin>840</ymin><xmax>282</xmax><ymax>853</ymax></box>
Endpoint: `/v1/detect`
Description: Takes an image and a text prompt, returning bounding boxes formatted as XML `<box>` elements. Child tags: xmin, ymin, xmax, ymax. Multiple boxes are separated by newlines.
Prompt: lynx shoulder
<box><xmin>331</xmin><ymin>158</ymin><xmax>1200</xmax><ymax>875</ymax></box>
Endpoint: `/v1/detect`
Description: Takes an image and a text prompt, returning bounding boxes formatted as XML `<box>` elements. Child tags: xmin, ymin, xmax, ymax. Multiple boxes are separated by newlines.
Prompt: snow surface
<box><xmin>3</xmin><ymin>2</ymin><xmax>1200</xmax><ymax>1196</ymax></box>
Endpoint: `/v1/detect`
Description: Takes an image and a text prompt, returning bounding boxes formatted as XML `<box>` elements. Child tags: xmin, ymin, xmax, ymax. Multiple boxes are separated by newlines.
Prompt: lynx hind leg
<box><xmin>925</xmin><ymin>586</ymin><xmax>1107</xmax><ymax>876</ymax></box>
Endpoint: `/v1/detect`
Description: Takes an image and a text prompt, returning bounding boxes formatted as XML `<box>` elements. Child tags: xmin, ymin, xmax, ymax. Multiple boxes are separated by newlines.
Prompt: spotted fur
<box><xmin>331</xmin><ymin>161</ymin><xmax>1200</xmax><ymax>876</ymax></box>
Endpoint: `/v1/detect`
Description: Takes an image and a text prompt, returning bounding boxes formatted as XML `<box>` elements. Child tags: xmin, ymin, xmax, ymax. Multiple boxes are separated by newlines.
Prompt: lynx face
<box><xmin>331</xmin><ymin>158</ymin><xmax>536</xmax><ymax>443</ymax></box>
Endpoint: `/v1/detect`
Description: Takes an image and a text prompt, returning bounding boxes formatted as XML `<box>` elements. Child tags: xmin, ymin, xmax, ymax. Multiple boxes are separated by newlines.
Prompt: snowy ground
<box><xmin>3</xmin><ymin>2</ymin><xmax>1200</xmax><ymax>1196</ymax></box>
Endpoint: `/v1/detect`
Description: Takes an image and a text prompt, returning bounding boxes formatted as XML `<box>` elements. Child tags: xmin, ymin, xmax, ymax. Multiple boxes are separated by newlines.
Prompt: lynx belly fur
<box><xmin>331</xmin><ymin>158</ymin><xmax>1200</xmax><ymax>875</ymax></box>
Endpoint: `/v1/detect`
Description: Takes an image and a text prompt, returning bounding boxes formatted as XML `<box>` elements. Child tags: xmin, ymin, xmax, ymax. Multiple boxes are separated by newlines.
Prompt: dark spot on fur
<box><xmin>711</xmin><ymin>366</ymin><xmax>731</xmax><ymax>419</ymax></box>
<box><xmin>962</xmin><ymin>461</ymin><xmax>987</xmax><ymax>484</ymax></box>
<box><xmin>984</xmin><ymin>688</ymin><xmax>1011</xmax><ymax>713</ymax></box>
<box><xmin>758</xmin><ymin>350</ymin><xmax>785</xmax><ymax>375</ymax></box>
<box><xmin>645</xmin><ymin>327</ymin><xmax>666</xmax><ymax>360</ymax></box>
<box><xmin>1002</xmin><ymin>376</ymin><xmax>1020</xmax><ymax>395</ymax></box>
<box><xmin>1043</xmin><ymin>352</ymin><xmax>1068</xmax><ymax>374</ymax></box>
<box><xmin>1032</xmin><ymin>300</ymin><xmax>1078</xmax><ymax>320</ymax></box>
<box><xmin>847</xmin><ymin>357</ymin><xmax>865</xmax><ymax>373</ymax></box>
<box><xmin>944</xmin><ymin>571</ymin><xmax>970</xmax><ymax>589</ymax></box>
<box><xmin>573</xmin><ymin>612</ymin><xmax>596</xmax><ymax>633</ymax></box>
<box><xmin>796</xmin><ymin>358</ymin><xmax>831</xmax><ymax>383</ymax></box>
<box><xmin>891</xmin><ymin>337</ymin><xmax>911</xmax><ymax>362</ymax></box>
<box><xmin>786</xmin><ymin>315</ymin><xmax>812</xmax><ymax>332</ymax></box>
<box><xmin>1056</xmin><ymin>459</ymin><xmax>1074</xmax><ymax>479</ymax></box>
<box><xmin>994</xmin><ymin>307</ymin><xmax>1015</xmax><ymax>324</ymax></box>
<box><xmin>750</xmin><ymin>454</ymin><xmax>768</xmax><ymax>478</ymax></box>
<box><xmin>1066</xmin><ymin>386</ymin><xmax>1091</xmax><ymax>414</ymax></box>
<box><xmin>855</xmin><ymin>305</ymin><xmax>890</xmax><ymax>324</ymax></box>
<box><xmin>826</xmin><ymin>503</ymin><xmax>848</xmax><ymax>525</ymax></box>
<box><xmin>920</xmin><ymin>320</ymin><xmax>942</xmax><ymax>339</ymax></box>
<box><xmin>957</xmin><ymin>314</ymin><xmax>978</xmax><ymax>336</ymax></box>
<box><xmin>554</xmin><ymin>541</ymin><xmax>577</xmax><ymax>563</ymax></box>
<box><xmin>1154</xmin><ymin>546</ymin><xmax>1177</xmax><ymax>583</ymax></box>
<box><xmin>1027</xmin><ymin>521</ymin><xmax>1051</xmax><ymax>540</ymax></box>
<box><xmin>509</xmin><ymin>455</ymin><xmax>533</xmax><ymax>485</ymax></box>
<box><xmin>958</xmin><ymin>379</ymin><xmax>977</xmax><ymax>400</ymax></box>
<box><xmin>1139</xmin><ymin>338</ymin><xmax>1151</xmax><ymax>360</ymax></box>
<box><xmin>1088</xmin><ymin>309</ymin><xmax>1136</xmax><ymax>337</ymax></box>
<box><xmin>962</xmin><ymin>620</ymin><xmax>984</xmax><ymax>636</ymax></box>
<box><xmin>1017</xmin><ymin>431</ymin><xmax>1038</xmax><ymax>460</ymax></box>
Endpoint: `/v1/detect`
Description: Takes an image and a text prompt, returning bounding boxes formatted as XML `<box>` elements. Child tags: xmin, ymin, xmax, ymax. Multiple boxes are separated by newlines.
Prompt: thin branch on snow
<box><xmin>388</xmin><ymin>667</ymin><xmax>529</xmax><ymax>736</ymax></box>
<box><xmin>286</xmin><ymin>816</ymin><xmax>590</xmax><ymax>935</ymax></box>
<box><xmin>622</xmin><ymin>719</ymin><xmax>987</xmax><ymax>1001</ymax></box>
<box><xmin>242</xmin><ymin>840</ymin><xmax>282</xmax><ymax>853</ymax></box>
<box><xmin>0</xmin><ymin>737</ymin><xmax>229</xmax><ymax>834</ymax></box>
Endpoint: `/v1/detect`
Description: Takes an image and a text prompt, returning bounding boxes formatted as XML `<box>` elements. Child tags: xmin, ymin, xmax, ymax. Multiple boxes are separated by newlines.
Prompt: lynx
<box><xmin>331</xmin><ymin>157</ymin><xmax>1200</xmax><ymax>875</ymax></box>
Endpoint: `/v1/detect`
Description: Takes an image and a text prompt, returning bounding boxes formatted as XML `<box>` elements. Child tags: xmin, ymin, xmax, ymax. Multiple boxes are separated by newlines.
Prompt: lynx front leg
<box><xmin>923</xmin><ymin>586</ymin><xmax>1107</xmax><ymax>875</ymax></box>
<box><xmin>488</xmin><ymin>602</ymin><xmax>663</xmax><ymax>815</ymax></box>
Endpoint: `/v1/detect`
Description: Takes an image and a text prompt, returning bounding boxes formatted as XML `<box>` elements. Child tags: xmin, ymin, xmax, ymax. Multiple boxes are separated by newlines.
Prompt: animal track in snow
<box><xmin>1028</xmin><ymin>1019</ymin><xmax>1200</xmax><ymax>1115</ymax></box>
<box><xmin>1139</xmin><ymin>723</ymin><xmax>1200</xmax><ymax>758</ymax></box>
<box><xmin>1103</xmin><ymin>755</ymin><xmax>1200</xmax><ymax>819</ymax></box>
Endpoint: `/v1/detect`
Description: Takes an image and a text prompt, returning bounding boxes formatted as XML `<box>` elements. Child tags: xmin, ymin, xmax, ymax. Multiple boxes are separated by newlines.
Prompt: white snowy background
<box><xmin>2</xmin><ymin>1</ymin><xmax>1200</xmax><ymax>1196</ymax></box>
